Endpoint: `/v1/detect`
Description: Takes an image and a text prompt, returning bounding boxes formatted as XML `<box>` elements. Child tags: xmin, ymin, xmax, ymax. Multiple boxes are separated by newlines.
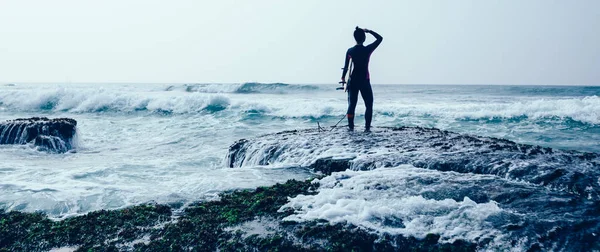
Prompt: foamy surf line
<box><xmin>280</xmin><ymin>164</ymin><xmax>600</xmax><ymax>250</ymax></box>
<box><xmin>171</xmin><ymin>82</ymin><xmax>324</xmax><ymax>94</ymax></box>
<box><xmin>1</xmin><ymin>84</ymin><xmax>599</xmax><ymax>126</ymax></box>
<box><xmin>280</xmin><ymin>166</ymin><xmax>508</xmax><ymax>247</ymax></box>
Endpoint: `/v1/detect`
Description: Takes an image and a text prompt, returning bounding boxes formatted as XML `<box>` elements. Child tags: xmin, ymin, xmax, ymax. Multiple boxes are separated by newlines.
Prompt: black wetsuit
<box><xmin>341</xmin><ymin>30</ymin><xmax>383</xmax><ymax>130</ymax></box>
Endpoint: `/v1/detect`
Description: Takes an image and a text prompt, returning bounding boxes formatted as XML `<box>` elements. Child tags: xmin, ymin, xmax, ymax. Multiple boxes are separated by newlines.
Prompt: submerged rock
<box><xmin>0</xmin><ymin>117</ymin><xmax>77</xmax><ymax>153</ymax></box>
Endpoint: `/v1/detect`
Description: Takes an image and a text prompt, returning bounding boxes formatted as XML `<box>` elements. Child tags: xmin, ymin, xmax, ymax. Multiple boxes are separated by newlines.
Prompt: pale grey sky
<box><xmin>0</xmin><ymin>0</ymin><xmax>598</xmax><ymax>85</ymax></box>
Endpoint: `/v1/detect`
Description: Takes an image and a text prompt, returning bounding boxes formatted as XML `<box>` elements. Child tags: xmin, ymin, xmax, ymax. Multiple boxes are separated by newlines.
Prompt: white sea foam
<box><xmin>225</xmin><ymin>217</ymin><xmax>281</xmax><ymax>239</ymax></box>
<box><xmin>1</xmin><ymin>84</ymin><xmax>598</xmax><ymax>125</ymax></box>
<box><xmin>49</xmin><ymin>246</ymin><xmax>79</xmax><ymax>252</ymax></box>
<box><xmin>375</xmin><ymin>95</ymin><xmax>600</xmax><ymax>125</ymax></box>
<box><xmin>1</xmin><ymin>83</ymin><xmax>598</xmax><ymax>218</ymax></box>
<box><xmin>176</xmin><ymin>83</ymin><xmax>322</xmax><ymax>94</ymax></box>
<box><xmin>280</xmin><ymin>166</ymin><xmax>505</xmax><ymax>245</ymax></box>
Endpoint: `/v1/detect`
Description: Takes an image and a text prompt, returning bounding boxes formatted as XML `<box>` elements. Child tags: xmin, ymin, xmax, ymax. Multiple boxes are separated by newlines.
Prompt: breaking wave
<box><xmin>0</xmin><ymin>88</ymin><xmax>233</xmax><ymax>114</ymax></box>
<box><xmin>375</xmin><ymin>95</ymin><xmax>600</xmax><ymax>126</ymax></box>
<box><xmin>168</xmin><ymin>82</ymin><xmax>322</xmax><ymax>94</ymax></box>
<box><xmin>1</xmin><ymin>87</ymin><xmax>599</xmax><ymax>126</ymax></box>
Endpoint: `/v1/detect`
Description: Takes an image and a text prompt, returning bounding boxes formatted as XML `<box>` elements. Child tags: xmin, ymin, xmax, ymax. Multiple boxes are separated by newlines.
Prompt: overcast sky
<box><xmin>0</xmin><ymin>0</ymin><xmax>598</xmax><ymax>85</ymax></box>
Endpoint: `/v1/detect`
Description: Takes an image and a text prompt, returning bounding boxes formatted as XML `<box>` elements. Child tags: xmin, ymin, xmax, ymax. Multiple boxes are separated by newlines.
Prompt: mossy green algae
<box><xmin>1</xmin><ymin>179</ymin><xmax>476</xmax><ymax>251</ymax></box>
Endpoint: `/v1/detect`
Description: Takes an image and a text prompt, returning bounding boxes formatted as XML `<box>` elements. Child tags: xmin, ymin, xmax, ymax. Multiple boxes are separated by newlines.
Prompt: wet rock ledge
<box><xmin>0</xmin><ymin>117</ymin><xmax>77</xmax><ymax>153</ymax></box>
<box><xmin>227</xmin><ymin>126</ymin><xmax>600</xmax><ymax>199</ymax></box>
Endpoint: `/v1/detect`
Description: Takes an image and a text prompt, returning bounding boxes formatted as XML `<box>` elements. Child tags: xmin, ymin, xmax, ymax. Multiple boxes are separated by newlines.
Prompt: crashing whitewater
<box><xmin>1</xmin><ymin>83</ymin><xmax>599</xmax><ymax>250</ymax></box>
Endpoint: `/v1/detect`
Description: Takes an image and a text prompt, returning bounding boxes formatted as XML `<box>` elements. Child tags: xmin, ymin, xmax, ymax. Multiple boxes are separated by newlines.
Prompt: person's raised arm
<box><xmin>364</xmin><ymin>29</ymin><xmax>383</xmax><ymax>52</ymax></box>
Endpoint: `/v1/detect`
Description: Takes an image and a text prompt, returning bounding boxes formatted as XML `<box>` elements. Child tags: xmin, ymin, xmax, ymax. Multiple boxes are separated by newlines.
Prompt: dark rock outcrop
<box><xmin>225</xmin><ymin>126</ymin><xmax>600</xmax><ymax>250</ymax></box>
<box><xmin>227</xmin><ymin>126</ymin><xmax>600</xmax><ymax>199</ymax></box>
<box><xmin>0</xmin><ymin>117</ymin><xmax>77</xmax><ymax>153</ymax></box>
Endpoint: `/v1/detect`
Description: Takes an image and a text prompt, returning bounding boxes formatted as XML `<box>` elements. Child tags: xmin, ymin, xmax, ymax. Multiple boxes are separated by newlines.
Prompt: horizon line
<box><xmin>2</xmin><ymin>82</ymin><xmax>599</xmax><ymax>87</ymax></box>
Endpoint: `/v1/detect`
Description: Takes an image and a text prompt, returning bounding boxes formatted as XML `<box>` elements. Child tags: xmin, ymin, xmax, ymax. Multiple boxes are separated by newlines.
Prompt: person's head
<box><xmin>353</xmin><ymin>27</ymin><xmax>365</xmax><ymax>44</ymax></box>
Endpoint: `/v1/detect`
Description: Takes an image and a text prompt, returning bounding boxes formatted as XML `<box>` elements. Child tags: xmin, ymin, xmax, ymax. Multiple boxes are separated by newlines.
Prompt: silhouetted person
<box><xmin>341</xmin><ymin>26</ymin><xmax>383</xmax><ymax>132</ymax></box>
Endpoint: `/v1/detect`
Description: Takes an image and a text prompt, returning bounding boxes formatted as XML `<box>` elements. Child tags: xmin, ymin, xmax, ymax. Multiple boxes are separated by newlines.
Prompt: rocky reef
<box><xmin>226</xmin><ymin>127</ymin><xmax>600</xmax><ymax>250</ymax></box>
<box><xmin>2</xmin><ymin>126</ymin><xmax>600</xmax><ymax>251</ymax></box>
<box><xmin>0</xmin><ymin>179</ymin><xmax>475</xmax><ymax>251</ymax></box>
<box><xmin>0</xmin><ymin>117</ymin><xmax>77</xmax><ymax>153</ymax></box>
<box><xmin>227</xmin><ymin>126</ymin><xmax>600</xmax><ymax>199</ymax></box>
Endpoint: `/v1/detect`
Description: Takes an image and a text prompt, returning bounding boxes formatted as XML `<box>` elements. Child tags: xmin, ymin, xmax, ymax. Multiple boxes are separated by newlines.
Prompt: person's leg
<box><xmin>360</xmin><ymin>81</ymin><xmax>374</xmax><ymax>131</ymax></box>
<box><xmin>346</xmin><ymin>85</ymin><xmax>360</xmax><ymax>130</ymax></box>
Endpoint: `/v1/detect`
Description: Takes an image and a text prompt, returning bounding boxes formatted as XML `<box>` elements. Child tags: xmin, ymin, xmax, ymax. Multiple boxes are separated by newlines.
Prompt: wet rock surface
<box><xmin>2</xmin><ymin>126</ymin><xmax>599</xmax><ymax>251</ymax></box>
<box><xmin>0</xmin><ymin>179</ymin><xmax>477</xmax><ymax>251</ymax></box>
<box><xmin>227</xmin><ymin>126</ymin><xmax>600</xmax><ymax>199</ymax></box>
<box><xmin>226</xmin><ymin>126</ymin><xmax>600</xmax><ymax>250</ymax></box>
<box><xmin>0</xmin><ymin>117</ymin><xmax>77</xmax><ymax>153</ymax></box>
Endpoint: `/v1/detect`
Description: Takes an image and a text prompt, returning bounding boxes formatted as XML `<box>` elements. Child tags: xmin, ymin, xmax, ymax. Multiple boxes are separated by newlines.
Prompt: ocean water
<box><xmin>1</xmin><ymin>83</ymin><xmax>599</xmax><ymax>248</ymax></box>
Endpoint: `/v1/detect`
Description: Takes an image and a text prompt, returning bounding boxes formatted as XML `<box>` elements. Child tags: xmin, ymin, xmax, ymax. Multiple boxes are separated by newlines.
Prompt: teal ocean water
<box><xmin>0</xmin><ymin>83</ymin><xmax>599</xmax><ymax>250</ymax></box>
<box><xmin>1</xmin><ymin>83</ymin><xmax>599</xmax><ymax>214</ymax></box>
